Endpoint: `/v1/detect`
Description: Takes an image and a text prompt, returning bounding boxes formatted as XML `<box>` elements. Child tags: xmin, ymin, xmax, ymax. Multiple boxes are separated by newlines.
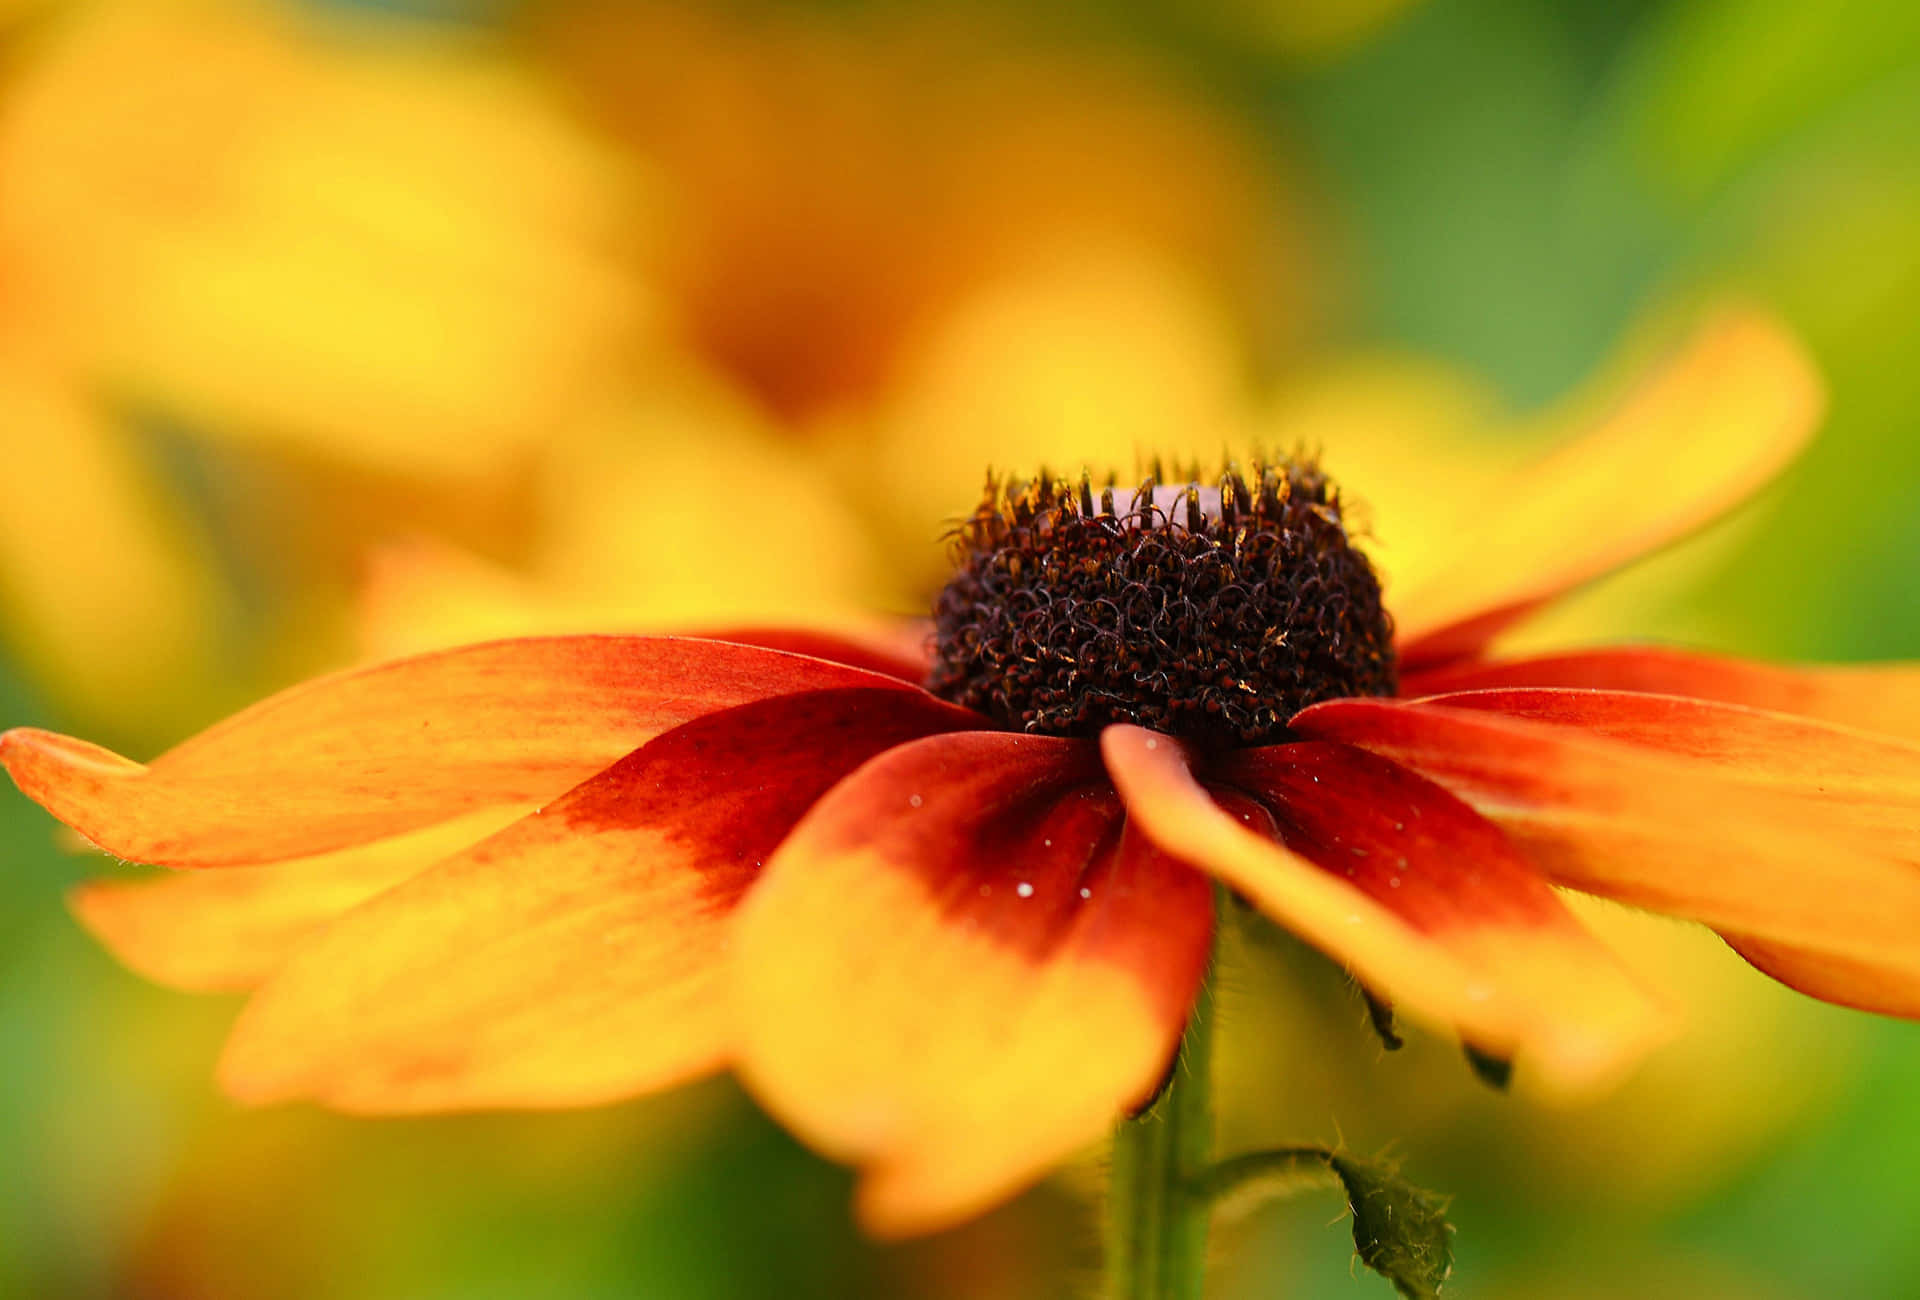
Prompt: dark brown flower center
<box><xmin>927</xmin><ymin>459</ymin><xmax>1397</xmax><ymax>749</ymax></box>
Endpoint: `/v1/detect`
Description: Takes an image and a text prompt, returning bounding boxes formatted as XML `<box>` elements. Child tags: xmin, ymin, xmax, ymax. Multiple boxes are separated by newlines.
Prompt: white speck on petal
<box><xmin>908</xmin><ymin>793</ymin><xmax>923</xmax><ymax>808</ymax></box>
<box><xmin>1079</xmin><ymin>887</ymin><xmax>1092</xmax><ymax>899</ymax></box>
<box><xmin>1145</xmin><ymin>737</ymin><xmax>1158</xmax><ymax>750</ymax></box>
<box><xmin>1389</xmin><ymin>876</ymin><xmax>1401</xmax><ymax>889</ymax></box>
<box><xmin>1016</xmin><ymin>881</ymin><xmax>1035</xmax><ymax>898</ymax></box>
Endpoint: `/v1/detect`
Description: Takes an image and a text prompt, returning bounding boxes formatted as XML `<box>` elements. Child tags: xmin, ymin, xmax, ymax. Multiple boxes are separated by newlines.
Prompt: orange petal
<box><xmin>1402</xmin><ymin>646</ymin><xmax>1920</xmax><ymax>743</ymax></box>
<box><xmin>1421</xmin><ymin>687</ymin><xmax>1920</xmax><ymax>850</ymax></box>
<box><xmin>1725</xmin><ymin>933</ymin><xmax>1920</xmax><ymax>1020</ymax></box>
<box><xmin>1</xmin><ymin>635</ymin><xmax>917</xmax><ymax>866</ymax></box>
<box><xmin>70</xmin><ymin>805</ymin><xmax>532</xmax><ymax>992</ymax></box>
<box><xmin>1291</xmin><ymin>697</ymin><xmax>1920</xmax><ymax>979</ymax></box>
<box><xmin>696</xmin><ymin>623</ymin><xmax>931</xmax><ymax>684</ymax></box>
<box><xmin>1103</xmin><ymin>727</ymin><xmax>1667</xmax><ymax>1092</ymax></box>
<box><xmin>734</xmin><ymin>730</ymin><xmax>1212</xmax><ymax>1237</ymax></box>
<box><xmin>220</xmin><ymin>687</ymin><xmax>981</xmax><ymax>1113</ymax></box>
<box><xmin>1392</xmin><ymin>308</ymin><xmax>1824</xmax><ymax>668</ymax></box>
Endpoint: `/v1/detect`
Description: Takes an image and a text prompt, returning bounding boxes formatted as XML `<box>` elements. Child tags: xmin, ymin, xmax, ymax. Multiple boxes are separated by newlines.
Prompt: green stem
<box><xmin>1106</xmin><ymin>931</ymin><xmax>1217</xmax><ymax>1300</ymax></box>
<box><xmin>1188</xmin><ymin>1148</ymin><xmax>1342</xmax><ymax>1206</ymax></box>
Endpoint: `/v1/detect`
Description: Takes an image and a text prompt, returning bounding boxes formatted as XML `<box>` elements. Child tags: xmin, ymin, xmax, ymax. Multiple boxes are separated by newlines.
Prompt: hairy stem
<box><xmin>1105</xmin><ymin>938</ymin><xmax>1216</xmax><ymax>1300</ymax></box>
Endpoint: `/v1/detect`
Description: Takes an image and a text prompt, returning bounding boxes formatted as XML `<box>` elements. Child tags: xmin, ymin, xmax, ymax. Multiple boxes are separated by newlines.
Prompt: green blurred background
<box><xmin>2</xmin><ymin>0</ymin><xmax>1918</xmax><ymax>1296</ymax></box>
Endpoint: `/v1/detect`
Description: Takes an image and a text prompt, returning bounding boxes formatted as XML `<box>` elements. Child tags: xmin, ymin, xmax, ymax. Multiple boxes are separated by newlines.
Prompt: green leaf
<box><xmin>1328</xmin><ymin>1154</ymin><xmax>1455</xmax><ymax>1299</ymax></box>
<box><xmin>1193</xmin><ymin>1148</ymin><xmax>1454</xmax><ymax>1298</ymax></box>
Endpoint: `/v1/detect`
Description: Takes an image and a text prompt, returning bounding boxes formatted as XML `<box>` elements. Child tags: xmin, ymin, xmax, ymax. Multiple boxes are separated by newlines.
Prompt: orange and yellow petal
<box><xmin>735</xmin><ymin>730</ymin><xmax>1212</xmax><ymax>1237</ymax></box>
<box><xmin>69</xmin><ymin>805</ymin><xmax>532</xmax><ymax>993</ymax></box>
<box><xmin>1292</xmin><ymin>697</ymin><xmax>1920</xmax><ymax>999</ymax></box>
<box><xmin>219</xmin><ymin>687</ymin><xmax>979</xmax><ymax>1113</ymax></box>
<box><xmin>0</xmin><ymin>636</ymin><xmax>913</xmax><ymax>866</ymax></box>
<box><xmin>1725</xmin><ymin>934</ymin><xmax>1920</xmax><ymax>1020</ymax></box>
<box><xmin>1403</xmin><ymin>645</ymin><xmax>1920</xmax><ymax>743</ymax></box>
<box><xmin>1391</xmin><ymin>307</ymin><xmax>1825</xmax><ymax>668</ymax></box>
<box><xmin>1102</xmin><ymin>726</ymin><xmax>1667</xmax><ymax>1092</ymax></box>
<box><xmin>1418</xmin><ymin>687</ymin><xmax>1920</xmax><ymax>846</ymax></box>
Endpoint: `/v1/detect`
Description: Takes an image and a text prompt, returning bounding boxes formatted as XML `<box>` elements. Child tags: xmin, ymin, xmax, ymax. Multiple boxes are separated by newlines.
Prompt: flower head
<box><xmin>928</xmin><ymin>459</ymin><xmax>1397</xmax><ymax>744</ymax></box>
<box><xmin>8</xmin><ymin>307</ymin><xmax>1920</xmax><ymax>1237</ymax></box>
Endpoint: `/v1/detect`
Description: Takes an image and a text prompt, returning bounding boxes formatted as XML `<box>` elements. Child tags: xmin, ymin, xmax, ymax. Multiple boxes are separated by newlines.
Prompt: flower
<box><xmin>0</xmin><ymin>0</ymin><xmax>642</xmax><ymax>733</ymax></box>
<box><xmin>1</xmin><ymin>0</ymin><xmax>639</xmax><ymax>476</ymax></box>
<box><xmin>351</xmin><ymin>2</ymin><xmax>1306</xmax><ymax>656</ymax></box>
<box><xmin>7</xmin><ymin>306</ymin><xmax>1918</xmax><ymax>1239</ymax></box>
<box><xmin>535</xmin><ymin>1</ymin><xmax>1292</xmax><ymax>431</ymax></box>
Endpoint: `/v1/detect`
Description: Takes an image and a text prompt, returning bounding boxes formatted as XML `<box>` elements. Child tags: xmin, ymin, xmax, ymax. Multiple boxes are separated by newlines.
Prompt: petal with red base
<box><xmin>1103</xmin><ymin>727</ymin><xmax>1667</xmax><ymax>1091</ymax></box>
<box><xmin>1420</xmin><ymin>688</ymin><xmax>1920</xmax><ymax>852</ymax></box>
<box><xmin>0</xmin><ymin>635</ymin><xmax>922</xmax><ymax>866</ymax></box>
<box><xmin>734</xmin><ymin>730</ymin><xmax>1213</xmax><ymax>1238</ymax></box>
<box><xmin>218</xmin><ymin>688</ymin><xmax>982</xmax><ymax>1113</ymax></box>
<box><xmin>1292</xmin><ymin>697</ymin><xmax>1920</xmax><ymax>983</ymax></box>
<box><xmin>1402</xmin><ymin>646</ymin><xmax>1920</xmax><ymax>744</ymax></box>
<box><xmin>1393</xmin><ymin>308</ymin><xmax>1824</xmax><ymax>669</ymax></box>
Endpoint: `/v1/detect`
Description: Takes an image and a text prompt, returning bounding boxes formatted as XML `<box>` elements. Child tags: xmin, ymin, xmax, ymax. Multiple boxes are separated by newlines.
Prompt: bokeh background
<box><xmin>2</xmin><ymin>0</ymin><xmax>1918</xmax><ymax>1296</ymax></box>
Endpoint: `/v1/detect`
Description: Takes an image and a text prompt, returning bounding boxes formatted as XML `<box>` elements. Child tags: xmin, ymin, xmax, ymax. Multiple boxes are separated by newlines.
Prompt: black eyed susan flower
<box><xmin>7</xmin><ymin>307</ymin><xmax>1918</xmax><ymax>1243</ymax></box>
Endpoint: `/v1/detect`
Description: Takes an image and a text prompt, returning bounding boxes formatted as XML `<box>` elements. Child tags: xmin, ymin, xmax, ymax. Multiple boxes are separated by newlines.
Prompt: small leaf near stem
<box><xmin>1192</xmin><ymin>1148</ymin><xmax>1454</xmax><ymax>1299</ymax></box>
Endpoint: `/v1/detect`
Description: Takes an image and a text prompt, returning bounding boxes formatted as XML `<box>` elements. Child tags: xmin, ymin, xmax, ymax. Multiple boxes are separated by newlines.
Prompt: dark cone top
<box><xmin>928</xmin><ymin>459</ymin><xmax>1397</xmax><ymax>749</ymax></box>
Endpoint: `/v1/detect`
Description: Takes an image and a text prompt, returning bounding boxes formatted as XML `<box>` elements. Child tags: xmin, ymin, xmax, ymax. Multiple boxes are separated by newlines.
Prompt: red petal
<box><xmin>1392</xmin><ymin>308</ymin><xmax>1823</xmax><ymax>669</ymax></box>
<box><xmin>734</xmin><ymin>730</ymin><xmax>1212</xmax><ymax>1237</ymax></box>
<box><xmin>1</xmin><ymin>635</ymin><xmax>927</xmax><ymax>866</ymax></box>
<box><xmin>1292</xmin><ymin>697</ymin><xmax>1920</xmax><ymax>983</ymax></box>
<box><xmin>1105</xmin><ymin>727</ymin><xmax>1666</xmax><ymax>1090</ymax></box>
<box><xmin>1402</xmin><ymin>646</ymin><xmax>1920</xmax><ymax>743</ymax></box>
<box><xmin>219</xmin><ymin>687</ymin><xmax>980</xmax><ymax>1112</ymax></box>
<box><xmin>1220</xmin><ymin>741</ymin><xmax>1570</xmax><ymax>932</ymax></box>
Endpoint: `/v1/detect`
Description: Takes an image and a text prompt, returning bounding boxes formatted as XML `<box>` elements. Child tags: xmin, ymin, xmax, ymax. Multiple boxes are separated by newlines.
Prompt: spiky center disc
<box><xmin>927</xmin><ymin>460</ymin><xmax>1397</xmax><ymax>749</ymax></box>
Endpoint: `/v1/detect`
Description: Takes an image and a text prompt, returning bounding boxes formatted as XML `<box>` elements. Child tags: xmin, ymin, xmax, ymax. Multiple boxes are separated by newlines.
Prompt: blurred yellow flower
<box><xmin>358</xmin><ymin>3</ymin><xmax>1327</xmax><ymax>654</ymax></box>
<box><xmin>0</xmin><ymin>0</ymin><xmax>649</xmax><ymax>728</ymax></box>
<box><xmin>1</xmin><ymin>0</ymin><xmax>642</xmax><ymax>476</ymax></box>
<box><xmin>536</xmin><ymin>1</ymin><xmax>1302</xmax><ymax>429</ymax></box>
<box><xmin>358</xmin><ymin>371</ymin><xmax>891</xmax><ymax>659</ymax></box>
<box><xmin>0</xmin><ymin>365</ymin><xmax>227</xmax><ymax>736</ymax></box>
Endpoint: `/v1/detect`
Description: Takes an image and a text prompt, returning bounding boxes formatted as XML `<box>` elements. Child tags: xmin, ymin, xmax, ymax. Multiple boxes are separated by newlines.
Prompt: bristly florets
<box><xmin>926</xmin><ymin>456</ymin><xmax>1397</xmax><ymax>749</ymax></box>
